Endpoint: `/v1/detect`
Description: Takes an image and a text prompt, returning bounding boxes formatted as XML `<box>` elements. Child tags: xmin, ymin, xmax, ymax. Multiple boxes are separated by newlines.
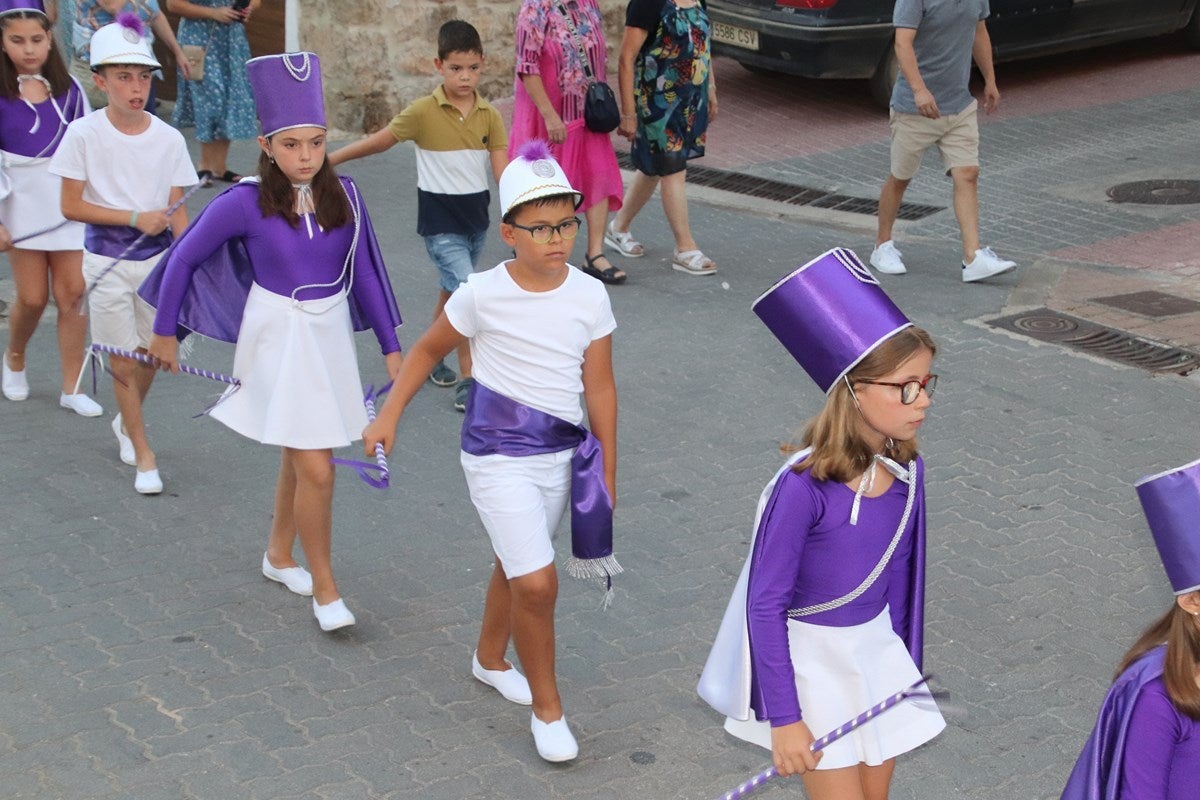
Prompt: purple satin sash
<box><xmin>461</xmin><ymin>381</ymin><xmax>622</xmax><ymax>587</ymax></box>
<box><xmin>86</xmin><ymin>223</ymin><xmax>172</xmax><ymax>261</ymax></box>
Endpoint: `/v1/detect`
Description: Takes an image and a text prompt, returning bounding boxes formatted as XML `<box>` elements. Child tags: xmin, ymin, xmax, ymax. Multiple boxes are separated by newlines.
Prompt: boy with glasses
<box><xmin>364</xmin><ymin>140</ymin><xmax>620</xmax><ymax>763</ymax></box>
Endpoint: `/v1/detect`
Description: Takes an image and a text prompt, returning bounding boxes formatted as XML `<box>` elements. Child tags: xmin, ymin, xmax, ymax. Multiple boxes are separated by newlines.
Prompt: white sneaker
<box><xmin>60</xmin><ymin>392</ymin><xmax>104</xmax><ymax>417</ymax></box>
<box><xmin>2</xmin><ymin>356</ymin><xmax>28</xmax><ymax>401</ymax></box>
<box><xmin>472</xmin><ymin>651</ymin><xmax>533</xmax><ymax>705</ymax></box>
<box><xmin>313</xmin><ymin>597</ymin><xmax>356</xmax><ymax>631</ymax></box>
<box><xmin>869</xmin><ymin>240</ymin><xmax>907</xmax><ymax>275</ymax></box>
<box><xmin>261</xmin><ymin>553</ymin><xmax>314</xmax><ymax>596</ymax></box>
<box><xmin>134</xmin><ymin>468</ymin><xmax>163</xmax><ymax>495</ymax></box>
<box><xmin>531</xmin><ymin>713</ymin><xmax>578</xmax><ymax>762</ymax></box>
<box><xmin>962</xmin><ymin>247</ymin><xmax>1017</xmax><ymax>283</ymax></box>
<box><xmin>112</xmin><ymin>414</ymin><xmax>136</xmax><ymax>466</ymax></box>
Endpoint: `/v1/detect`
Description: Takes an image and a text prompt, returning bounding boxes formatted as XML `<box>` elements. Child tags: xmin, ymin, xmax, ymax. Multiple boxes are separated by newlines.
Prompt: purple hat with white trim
<box><xmin>246</xmin><ymin>52</ymin><xmax>326</xmax><ymax>138</ymax></box>
<box><xmin>752</xmin><ymin>247</ymin><xmax>913</xmax><ymax>394</ymax></box>
<box><xmin>0</xmin><ymin>1</ymin><xmax>46</xmax><ymax>18</ymax></box>
<box><xmin>1135</xmin><ymin>456</ymin><xmax>1200</xmax><ymax>595</ymax></box>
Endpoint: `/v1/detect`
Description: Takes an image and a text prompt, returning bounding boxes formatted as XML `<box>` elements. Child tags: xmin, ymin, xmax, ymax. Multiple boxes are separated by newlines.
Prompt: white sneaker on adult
<box><xmin>60</xmin><ymin>392</ymin><xmax>104</xmax><ymax>417</ymax></box>
<box><xmin>471</xmin><ymin>650</ymin><xmax>533</xmax><ymax>705</ymax></box>
<box><xmin>112</xmin><ymin>414</ymin><xmax>136</xmax><ymax>465</ymax></box>
<box><xmin>869</xmin><ymin>240</ymin><xmax>907</xmax><ymax>275</ymax></box>
<box><xmin>261</xmin><ymin>553</ymin><xmax>314</xmax><ymax>596</ymax></box>
<box><xmin>313</xmin><ymin>597</ymin><xmax>356</xmax><ymax>631</ymax></box>
<box><xmin>2</xmin><ymin>356</ymin><xmax>29</xmax><ymax>401</ymax></box>
<box><xmin>962</xmin><ymin>247</ymin><xmax>1017</xmax><ymax>283</ymax></box>
<box><xmin>531</xmin><ymin>713</ymin><xmax>578</xmax><ymax>762</ymax></box>
<box><xmin>134</xmin><ymin>468</ymin><xmax>163</xmax><ymax>495</ymax></box>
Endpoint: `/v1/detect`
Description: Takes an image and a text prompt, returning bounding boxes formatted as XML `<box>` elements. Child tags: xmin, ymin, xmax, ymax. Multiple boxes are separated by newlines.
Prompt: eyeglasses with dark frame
<box><xmin>508</xmin><ymin>217</ymin><xmax>582</xmax><ymax>244</ymax></box>
<box><xmin>854</xmin><ymin>374</ymin><xmax>938</xmax><ymax>405</ymax></box>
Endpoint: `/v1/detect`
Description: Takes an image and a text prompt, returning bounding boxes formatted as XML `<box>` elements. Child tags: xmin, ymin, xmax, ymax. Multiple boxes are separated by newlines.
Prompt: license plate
<box><xmin>712</xmin><ymin>22</ymin><xmax>759</xmax><ymax>52</ymax></box>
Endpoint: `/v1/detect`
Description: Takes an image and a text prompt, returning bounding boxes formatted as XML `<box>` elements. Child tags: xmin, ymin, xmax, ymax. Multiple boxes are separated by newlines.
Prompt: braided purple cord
<box><xmin>10</xmin><ymin>220</ymin><xmax>71</xmax><ymax>246</ymax></box>
<box><xmin>328</xmin><ymin>383</ymin><xmax>391</xmax><ymax>489</ymax></box>
<box><xmin>89</xmin><ymin>344</ymin><xmax>240</xmax><ymax>386</ymax></box>
<box><xmin>713</xmin><ymin>675</ymin><xmax>934</xmax><ymax>800</ymax></box>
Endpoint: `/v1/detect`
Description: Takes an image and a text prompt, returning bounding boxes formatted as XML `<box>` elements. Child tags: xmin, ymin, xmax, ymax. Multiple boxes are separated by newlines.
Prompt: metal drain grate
<box><xmin>1091</xmin><ymin>290</ymin><xmax>1200</xmax><ymax>318</ymax></box>
<box><xmin>1107</xmin><ymin>179</ymin><xmax>1200</xmax><ymax>205</ymax></box>
<box><xmin>613</xmin><ymin>152</ymin><xmax>943</xmax><ymax>220</ymax></box>
<box><xmin>987</xmin><ymin>308</ymin><xmax>1200</xmax><ymax>375</ymax></box>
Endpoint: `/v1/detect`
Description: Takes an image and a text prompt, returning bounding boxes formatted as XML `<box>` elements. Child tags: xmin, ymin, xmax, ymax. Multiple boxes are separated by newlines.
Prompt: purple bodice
<box><xmin>1119</xmin><ymin>676</ymin><xmax>1199</xmax><ymax>800</ymax></box>
<box><xmin>746</xmin><ymin>462</ymin><xmax>920</xmax><ymax>727</ymax></box>
<box><xmin>0</xmin><ymin>80</ymin><xmax>85</xmax><ymax>158</ymax></box>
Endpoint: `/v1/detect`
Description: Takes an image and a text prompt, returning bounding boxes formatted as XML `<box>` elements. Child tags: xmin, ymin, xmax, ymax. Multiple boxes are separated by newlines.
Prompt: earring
<box><xmin>886</xmin><ymin>437</ymin><xmax>895</xmax><ymax>452</ymax></box>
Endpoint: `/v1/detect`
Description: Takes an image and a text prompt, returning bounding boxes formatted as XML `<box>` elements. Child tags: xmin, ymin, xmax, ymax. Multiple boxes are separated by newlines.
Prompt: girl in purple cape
<box><xmin>0</xmin><ymin>2</ymin><xmax>97</xmax><ymax>413</ymax></box>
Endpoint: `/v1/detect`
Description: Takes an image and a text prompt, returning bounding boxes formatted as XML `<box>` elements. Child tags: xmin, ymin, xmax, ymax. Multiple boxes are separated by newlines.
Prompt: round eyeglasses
<box><xmin>854</xmin><ymin>374</ymin><xmax>938</xmax><ymax>405</ymax></box>
<box><xmin>509</xmin><ymin>217</ymin><xmax>582</xmax><ymax>244</ymax></box>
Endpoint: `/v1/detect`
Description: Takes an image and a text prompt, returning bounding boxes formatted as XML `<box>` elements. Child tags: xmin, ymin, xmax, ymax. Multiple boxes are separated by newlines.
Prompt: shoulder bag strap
<box><xmin>555</xmin><ymin>1</ymin><xmax>596</xmax><ymax>81</ymax></box>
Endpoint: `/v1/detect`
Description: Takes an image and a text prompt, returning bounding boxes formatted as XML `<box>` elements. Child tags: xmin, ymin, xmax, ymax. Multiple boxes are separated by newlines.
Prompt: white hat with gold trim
<box><xmin>499</xmin><ymin>140</ymin><xmax>582</xmax><ymax>219</ymax></box>
<box><xmin>89</xmin><ymin>13</ymin><xmax>160</xmax><ymax>71</ymax></box>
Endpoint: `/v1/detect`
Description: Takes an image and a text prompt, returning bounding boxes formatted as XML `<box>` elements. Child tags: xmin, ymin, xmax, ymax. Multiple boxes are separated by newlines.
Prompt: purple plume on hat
<box><xmin>1135</xmin><ymin>456</ymin><xmax>1200</xmax><ymax>595</ymax></box>
<box><xmin>516</xmin><ymin>139</ymin><xmax>553</xmax><ymax>162</ymax></box>
<box><xmin>0</xmin><ymin>0</ymin><xmax>46</xmax><ymax>17</ymax></box>
<box><xmin>116</xmin><ymin>10</ymin><xmax>144</xmax><ymax>37</ymax></box>
<box><xmin>245</xmin><ymin>53</ymin><xmax>326</xmax><ymax>138</ymax></box>
<box><xmin>752</xmin><ymin>248</ymin><xmax>913</xmax><ymax>394</ymax></box>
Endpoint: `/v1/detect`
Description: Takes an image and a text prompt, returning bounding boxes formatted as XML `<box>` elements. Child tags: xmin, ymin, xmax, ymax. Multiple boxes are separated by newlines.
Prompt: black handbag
<box><xmin>558</xmin><ymin>2</ymin><xmax>620</xmax><ymax>133</ymax></box>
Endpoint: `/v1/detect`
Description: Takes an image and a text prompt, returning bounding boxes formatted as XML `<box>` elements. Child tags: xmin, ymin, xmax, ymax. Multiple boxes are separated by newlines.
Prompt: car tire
<box><xmin>1185</xmin><ymin>5</ymin><xmax>1200</xmax><ymax>49</ymax></box>
<box><xmin>868</xmin><ymin>45</ymin><xmax>898</xmax><ymax>110</ymax></box>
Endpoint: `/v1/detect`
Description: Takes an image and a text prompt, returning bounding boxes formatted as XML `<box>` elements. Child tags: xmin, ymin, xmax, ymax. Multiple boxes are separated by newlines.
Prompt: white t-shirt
<box><xmin>444</xmin><ymin>261</ymin><xmax>617</xmax><ymax>426</ymax></box>
<box><xmin>49</xmin><ymin>109</ymin><xmax>197</xmax><ymax>211</ymax></box>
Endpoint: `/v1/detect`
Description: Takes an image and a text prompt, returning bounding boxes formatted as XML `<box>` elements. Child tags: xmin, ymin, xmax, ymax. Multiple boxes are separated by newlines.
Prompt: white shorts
<box><xmin>83</xmin><ymin>249</ymin><xmax>157</xmax><ymax>352</ymax></box>
<box><xmin>460</xmin><ymin>449</ymin><xmax>573</xmax><ymax>579</ymax></box>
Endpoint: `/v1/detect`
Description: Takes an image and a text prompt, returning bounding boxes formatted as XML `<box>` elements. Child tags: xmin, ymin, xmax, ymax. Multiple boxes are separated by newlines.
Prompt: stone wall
<box><xmin>297</xmin><ymin>0</ymin><xmax>627</xmax><ymax>138</ymax></box>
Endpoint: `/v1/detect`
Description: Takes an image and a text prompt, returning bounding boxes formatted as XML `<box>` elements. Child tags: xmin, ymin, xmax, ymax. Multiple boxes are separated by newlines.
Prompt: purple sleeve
<box><xmin>886</xmin><ymin>459</ymin><xmax>925</xmax><ymax>669</ymax></box>
<box><xmin>346</xmin><ymin>187</ymin><xmax>401</xmax><ymax>355</ymax></box>
<box><xmin>1119</xmin><ymin>681</ymin><xmax>1182</xmax><ymax>799</ymax></box>
<box><xmin>151</xmin><ymin>191</ymin><xmax>248</xmax><ymax>337</ymax></box>
<box><xmin>746</xmin><ymin>470</ymin><xmax>820</xmax><ymax>727</ymax></box>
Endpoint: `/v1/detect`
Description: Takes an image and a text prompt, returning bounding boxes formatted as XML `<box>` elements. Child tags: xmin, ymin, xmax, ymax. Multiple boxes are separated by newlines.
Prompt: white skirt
<box><xmin>210</xmin><ymin>282</ymin><xmax>367</xmax><ymax>449</ymax></box>
<box><xmin>723</xmin><ymin>607</ymin><xmax>945</xmax><ymax>770</ymax></box>
<box><xmin>0</xmin><ymin>152</ymin><xmax>84</xmax><ymax>251</ymax></box>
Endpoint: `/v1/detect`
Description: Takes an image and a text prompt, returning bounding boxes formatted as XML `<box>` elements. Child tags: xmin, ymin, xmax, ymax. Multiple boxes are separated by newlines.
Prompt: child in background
<box><xmin>144</xmin><ymin>53</ymin><xmax>403</xmax><ymax>633</ymax></box>
<box><xmin>0</xmin><ymin>0</ymin><xmax>97</xmax><ymax>414</ymax></box>
<box><xmin>699</xmin><ymin>249</ymin><xmax>945</xmax><ymax>799</ymax></box>
<box><xmin>49</xmin><ymin>14</ymin><xmax>196</xmax><ymax>494</ymax></box>
<box><xmin>1061</xmin><ymin>457</ymin><xmax>1200</xmax><ymax>800</ymax></box>
<box><xmin>330</xmin><ymin>19</ymin><xmax>506</xmax><ymax>412</ymax></box>
<box><xmin>363</xmin><ymin>142</ymin><xmax>620</xmax><ymax>763</ymax></box>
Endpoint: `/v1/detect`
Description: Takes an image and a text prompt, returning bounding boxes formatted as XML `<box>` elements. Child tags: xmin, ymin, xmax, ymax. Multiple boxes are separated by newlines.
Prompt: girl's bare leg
<box><xmin>287</xmin><ymin>447</ymin><xmax>339</xmax><ymax>604</ymax></box>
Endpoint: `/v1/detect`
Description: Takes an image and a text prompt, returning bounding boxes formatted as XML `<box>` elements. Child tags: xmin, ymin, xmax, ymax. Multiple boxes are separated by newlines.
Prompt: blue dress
<box><xmin>170</xmin><ymin>1</ymin><xmax>257</xmax><ymax>143</ymax></box>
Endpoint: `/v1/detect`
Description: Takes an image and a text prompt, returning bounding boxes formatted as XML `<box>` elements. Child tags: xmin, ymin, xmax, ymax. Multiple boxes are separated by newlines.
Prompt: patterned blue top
<box><xmin>170</xmin><ymin>0</ymin><xmax>257</xmax><ymax>143</ymax></box>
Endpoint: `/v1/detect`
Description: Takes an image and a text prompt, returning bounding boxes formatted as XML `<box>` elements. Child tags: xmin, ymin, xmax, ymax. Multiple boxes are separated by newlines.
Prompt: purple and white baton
<box><xmin>330</xmin><ymin>382</ymin><xmax>391</xmax><ymax>489</ymax></box>
<box><xmin>90</xmin><ymin>343</ymin><xmax>239</xmax><ymax>387</ymax></box>
<box><xmin>715</xmin><ymin>675</ymin><xmax>938</xmax><ymax>800</ymax></box>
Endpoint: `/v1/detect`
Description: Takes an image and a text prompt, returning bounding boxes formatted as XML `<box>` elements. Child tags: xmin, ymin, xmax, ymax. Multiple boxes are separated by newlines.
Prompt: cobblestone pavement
<box><xmin>3</xmin><ymin>37</ymin><xmax>1200</xmax><ymax>800</ymax></box>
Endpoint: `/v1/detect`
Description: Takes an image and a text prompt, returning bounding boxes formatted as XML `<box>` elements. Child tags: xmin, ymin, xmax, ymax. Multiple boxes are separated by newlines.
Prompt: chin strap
<box><xmin>850</xmin><ymin>452</ymin><xmax>911</xmax><ymax>526</ymax></box>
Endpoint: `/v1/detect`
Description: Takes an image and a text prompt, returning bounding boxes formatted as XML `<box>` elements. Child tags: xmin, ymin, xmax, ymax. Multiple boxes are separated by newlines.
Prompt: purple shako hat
<box><xmin>752</xmin><ymin>247</ymin><xmax>913</xmax><ymax>394</ymax></box>
<box><xmin>246</xmin><ymin>52</ymin><xmax>326</xmax><ymax>138</ymax></box>
<box><xmin>1135</xmin><ymin>456</ymin><xmax>1200</xmax><ymax>595</ymax></box>
<box><xmin>0</xmin><ymin>1</ymin><xmax>46</xmax><ymax>17</ymax></box>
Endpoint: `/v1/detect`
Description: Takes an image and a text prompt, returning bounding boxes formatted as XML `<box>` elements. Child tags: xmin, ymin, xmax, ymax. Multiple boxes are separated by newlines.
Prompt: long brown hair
<box><xmin>795</xmin><ymin>326</ymin><xmax>937</xmax><ymax>483</ymax></box>
<box><xmin>1115</xmin><ymin>594</ymin><xmax>1200</xmax><ymax>719</ymax></box>
<box><xmin>0</xmin><ymin>11</ymin><xmax>73</xmax><ymax>99</ymax></box>
<box><xmin>256</xmin><ymin>144</ymin><xmax>349</xmax><ymax>230</ymax></box>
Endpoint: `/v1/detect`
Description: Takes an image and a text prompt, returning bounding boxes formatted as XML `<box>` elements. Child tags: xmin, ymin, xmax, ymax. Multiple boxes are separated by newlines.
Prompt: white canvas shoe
<box><xmin>2</xmin><ymin>356</ymin><xmax>28</xmax><ymax>401</ymax></box>
<box><xmin>869</xmin><ymin>240</ymin><xmax>907</xmax><ymax>275</ymax></box>
<box><xmin>531</xmin><ymin>713</ymin><xmax>578</xmax><ymax>762</ymax></box>
<box><xmin>962</xmin><ymin>247</ymin><xmax>1017</xmax><ymax>283</ymax></box>
<box><xmin>134</xmin><ymin>469</ymin><xmax>163</xmax><ymax>495</ymax></box>
<box><xmin>313</xmin><ymin>597</ymin><xmax>356</xmax><ymax>631</ymax></box>
<box><xmin>261</xmin><ymin>553</ymin><xmax>313</xmax><ymax>596</ymax></box>
<box><xmin>471</xmin><ymin>651</ymin><xmax>532</xmax><ymax>705</ymax></box>
<box><xmin>112</xmin><ymin>414</ymin><xmax>136</xmax><ymax>466</ymax></box>
<box><xmin>60</xmin><ymin>392</ymin><xmax>104</xmax><ymax>417</ymax></box>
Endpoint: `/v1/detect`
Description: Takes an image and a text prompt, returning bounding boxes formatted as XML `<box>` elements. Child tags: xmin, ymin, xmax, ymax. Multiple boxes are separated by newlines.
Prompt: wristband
<box><xmin>129</xmin><ymin>211</ymin><xmax>138</xmax><ymax>228</ymax></box>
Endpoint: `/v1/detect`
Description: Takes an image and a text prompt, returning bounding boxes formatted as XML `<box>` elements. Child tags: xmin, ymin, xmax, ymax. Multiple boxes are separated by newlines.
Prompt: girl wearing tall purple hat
<box><xmin>142</xmin><ymin>52</ymin><xmax>403</xmax><ymax>633</ymax></box>
<box><xmin>0</xmin><ymin>0</ymin><xmax>98</xmax><ymax>414</ymax></box>
<box><xmin>1061</xmin><ymin>458</ymin><xmax>1200</xmax><ymax>800</ymax></box>
<box><xmin>698</xmin><ymin>248</ymin><xmax>946</xmax><ymax>799</ymax></box>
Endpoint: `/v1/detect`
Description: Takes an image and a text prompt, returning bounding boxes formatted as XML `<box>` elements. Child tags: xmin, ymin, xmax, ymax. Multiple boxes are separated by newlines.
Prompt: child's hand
<box><xmin>148</xmin><ymin>334</ymin><xmax>179</xmax><ymax>373</ymax></box>
<box><xmin>363</xmin><ymin>418</ymin><xmax>394</xmax><ymax>457</ymax></box>
<box><xmin>0</xmin><ymin>224</ymin><xmax>12</xmax><ymax>252</ymax></box>
<box><xmin>135</xmin><ymin>210</ymin><xmax>171</xmax><ymax>236</ymax></box>
<box><xmin>770</xmin><ymin>721</ymin><xmax>821</xmax><ymax>777</ymax></box>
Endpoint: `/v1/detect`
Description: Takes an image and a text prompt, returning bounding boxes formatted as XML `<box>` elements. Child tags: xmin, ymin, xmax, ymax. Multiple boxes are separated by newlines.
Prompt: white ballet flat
<box><xmin>312</xmin><ymin>597</ymin><xmax>355</xmax><ymax>631</ymax></box>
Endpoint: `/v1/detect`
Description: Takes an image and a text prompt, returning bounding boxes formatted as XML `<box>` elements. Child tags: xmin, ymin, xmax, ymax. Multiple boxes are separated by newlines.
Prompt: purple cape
<box><xmin>1060</xmin><ymin>646</ymin><xmax>1167</xmax><ymax>800</ymax></box>
<box><xmin>138</xmin><ymin>177</ymin><xmax>401</xmax><ymax>344</ymax></box>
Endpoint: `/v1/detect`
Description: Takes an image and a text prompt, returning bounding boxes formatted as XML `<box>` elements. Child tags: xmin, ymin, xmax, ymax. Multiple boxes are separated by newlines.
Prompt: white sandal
<box><xmin>605</xmin><ymin>219</ymin><xmax>644</xmax><ymax>258</ymax></box>
<box><xmin>672</xmin><ymin>249</ymin><xmax>717</xmax><ymax>276</ymax></box>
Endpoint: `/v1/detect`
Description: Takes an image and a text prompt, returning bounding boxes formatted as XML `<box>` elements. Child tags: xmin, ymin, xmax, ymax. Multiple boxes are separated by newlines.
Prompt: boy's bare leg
<box><xmin>876</xmin><ymin>174</ymin><xmax>910</xmax><ymax>246</ymax></box>
<box><xmin>266</xmin><ymin>448</ymin><xmax>302</xmax><ymax>568</ymax></box>
<box><xmin>287</xmin><ymin>447</ymin><xmax>339</xmax><ymax>604</ymax></box>
<box><xmin>508</xmin><ymin>562</ymin><xmax>562</xmax><ymax>721</ymax></box>
<box><xmin>476</xmin><ymin>559</ymin><xmax>514</xmax><ymax>668</ymax></box>
<box><xmin>433</xmin><ymin>289</ymin><xmax>472</xmax><ymax>377</ymax></box>
<box><xmin>110</xmin><ymin>353</ymin><xmax>156</xmax><ymax>471</ymax></box>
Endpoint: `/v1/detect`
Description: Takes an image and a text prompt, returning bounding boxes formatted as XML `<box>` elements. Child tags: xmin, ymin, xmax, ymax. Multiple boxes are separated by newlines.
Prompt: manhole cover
<box><xmin>1107</xmin><ymin>179</ymin><xmax>1200</xmax><ymax>205</ymax></box>
<box><xmin>1092</xmin><ymin>291</ymin><xmax>1200</xmax><ymax>318</ymax></box>
<box><xmin>988</xmin><ymin>308</ymin><xmax>1200</xmax><ymax>375</ymax></box>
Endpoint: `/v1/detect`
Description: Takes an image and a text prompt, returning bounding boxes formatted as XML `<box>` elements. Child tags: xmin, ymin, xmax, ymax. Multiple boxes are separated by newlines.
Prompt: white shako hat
<box><xmin>90</xmin><ymin>13</ymin><xmax>160</xmax><ymax>71</ymax></box>
<box><xmin>499</xmin><ymin>139</ymin><xmax>582</xmax><ymax>219</ymax></box>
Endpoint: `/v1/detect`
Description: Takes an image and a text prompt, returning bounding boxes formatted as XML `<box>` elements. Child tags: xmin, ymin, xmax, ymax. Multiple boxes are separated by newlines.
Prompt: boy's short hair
<box><xmin>438</xmin><ymin>20</ymin><xmax>483</xmax><ymax>60</ymax></box>
<box><xmin>502</xmin><ymin>193</ymin><xmax>577</xmax><ymax>225</ymax></box>
<box><xmin>93</xmin><ymin>62</ymin><xmax>153</xmax><ymax>75</ymax></box>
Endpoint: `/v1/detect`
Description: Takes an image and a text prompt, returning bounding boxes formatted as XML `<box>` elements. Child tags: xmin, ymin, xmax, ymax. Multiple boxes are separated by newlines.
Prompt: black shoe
<box><xmin>454</xmin><ymin>377</ymin><xmax>474</xmax><ymax>412</ymax></box>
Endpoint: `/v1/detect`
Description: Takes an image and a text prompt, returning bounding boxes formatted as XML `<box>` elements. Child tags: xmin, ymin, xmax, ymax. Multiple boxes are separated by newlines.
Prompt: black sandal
<box><xmin>582</xmin><ymin>253</ymin><xmax>627</xmax><ymax>285</ymax></box>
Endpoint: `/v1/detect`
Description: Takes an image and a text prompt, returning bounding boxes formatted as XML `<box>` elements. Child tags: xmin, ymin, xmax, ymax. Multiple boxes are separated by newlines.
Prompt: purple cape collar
<box><xmin>461</xmin><ymin>380</ymin><xmax>622</xmax><ymax>588</ymax></box>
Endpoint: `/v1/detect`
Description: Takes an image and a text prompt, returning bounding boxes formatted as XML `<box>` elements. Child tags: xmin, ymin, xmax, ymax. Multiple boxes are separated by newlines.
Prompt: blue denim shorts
<box><xmin>424</xmin><ymin>230</ymin><xmax>487</xmax><ymax>293</ymax></box>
